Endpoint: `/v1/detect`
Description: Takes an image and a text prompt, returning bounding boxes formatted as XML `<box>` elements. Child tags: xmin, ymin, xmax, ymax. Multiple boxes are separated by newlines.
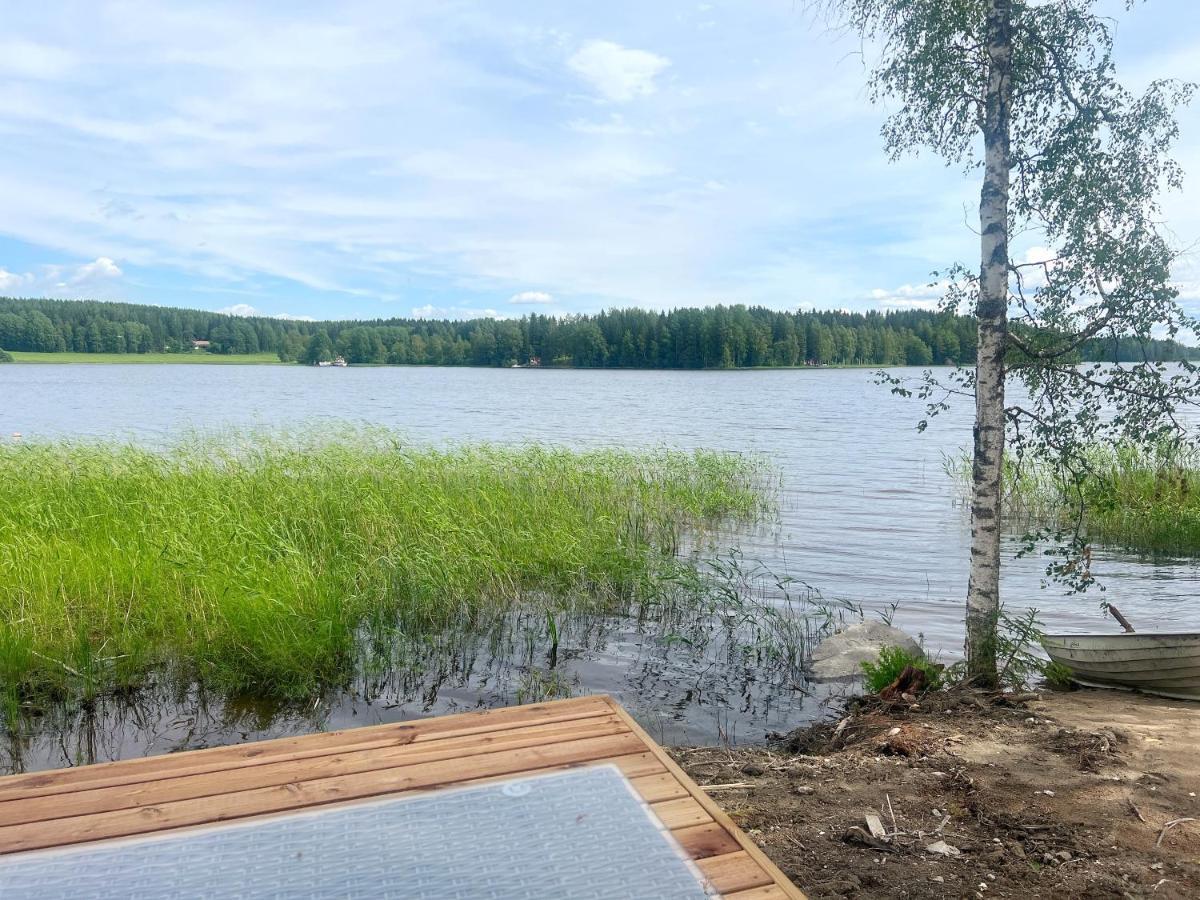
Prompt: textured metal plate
<box><xmin>0</xmin><ymin>765</ymin><xmax>715</xmax><ymax>899</ymax></box>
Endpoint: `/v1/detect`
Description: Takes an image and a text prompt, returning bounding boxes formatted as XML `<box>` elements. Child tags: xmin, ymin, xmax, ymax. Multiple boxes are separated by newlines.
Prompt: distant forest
<box><xmin>0</xmin><ymin>296</ymin><xmax>1195</xmax><ymax>368</ymax></box>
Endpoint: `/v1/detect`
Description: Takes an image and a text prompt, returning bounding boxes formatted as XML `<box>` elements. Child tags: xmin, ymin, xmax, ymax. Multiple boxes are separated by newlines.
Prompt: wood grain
<box><xmin>0</xmin><ymin>715</ymin><xmax>629</xmax><ymax>827</ymax></box>
<box><xmin>725</xmin><ymin>886</ymin><xmax>793</xmax><ymax>900</ymax></box>
<box><xmin>600</xmin><ymin>696</ymin><xmax>808</xmax><ymax>899</ymax></box>
<box><xmin>696</xmin><ymin>851</ymin><xmax>774</xmax><ymax>894</ymax></box>
<box><xmin>0</xmin><ymin>695</ymin><xmax>805</xmax><ymax>897</ymax></box>
<box><xmin>0</xmin><ymin>697</ymin><xmax>614</xmax><ymax>802</ymax></box>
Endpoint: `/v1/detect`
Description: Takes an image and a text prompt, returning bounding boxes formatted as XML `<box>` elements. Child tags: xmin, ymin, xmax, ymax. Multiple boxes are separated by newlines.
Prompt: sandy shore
<box><xmin>675</xmin><ymin>688</ymin><xmax>1200</xmax><ymax>899</ymax></box>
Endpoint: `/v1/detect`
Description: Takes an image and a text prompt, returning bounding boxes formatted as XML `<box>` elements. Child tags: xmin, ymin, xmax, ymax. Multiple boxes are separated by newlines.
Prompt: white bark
<box><xmin>967</xmin><ymin>0</ymin><xmax>1012</xmax><ymax>686</ymax></box>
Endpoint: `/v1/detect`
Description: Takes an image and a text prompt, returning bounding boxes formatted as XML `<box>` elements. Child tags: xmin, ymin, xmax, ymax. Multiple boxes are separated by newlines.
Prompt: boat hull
<box><xmin>1041</xmin><ymin>633</ymin><xmax>1200</xmax><ymax>701</ymax></box>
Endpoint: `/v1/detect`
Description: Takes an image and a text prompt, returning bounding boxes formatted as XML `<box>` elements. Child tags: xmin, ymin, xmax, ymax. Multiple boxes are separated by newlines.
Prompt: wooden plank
<box><xmin>696</xmin><ymin>851</ymin><xmax>774</xmax><ymax>894</ymax></box>
<box><xmin>0</xmin><ymin>732</ymin><xmax>651</xmax><ymax>854</ymax></box>
<box><xmin>603</xmin><ymin>752</ymin><xmax>667</xmax><ymax>780</ymax></box>
<box><xmin>0</xmin><ymin>715</ymin><xmax>630</xmax><ymax>827</ymax></box>
<box><xmin>672</xmin><ymin>822</ymin><xmax>742</xmax><ymax>860</ymax></box>
<box><xmin>627</xmin><ymin>771</ymin><xmax>689</xmax><ymax>804</ymax></box>
<box><xmin>725</xmin><ymin>887</ymin><xmax>792</xmax><ymax>900</ymax></box>
<box><xmin>0</xmin><ymin>697</ymin><xmax>614</xmax><ymax>802</ymax></box>
<box><xmin>601</xmin><ymin>697</ymin><xmax>807</xmax><ymax>899</ymax></box>
<box><xmin>647</xmin><ymin>797</ymin><xmax>711</xmax><ymax>831</ymax></box>
<box><xmin>0</xmin><ymin>694</ymin><xmax>801</xmax><ymax>898</ymax></box>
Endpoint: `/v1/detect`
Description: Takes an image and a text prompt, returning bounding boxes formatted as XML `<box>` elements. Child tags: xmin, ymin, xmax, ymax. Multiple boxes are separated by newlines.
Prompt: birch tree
<box><xmin>825</xmin><ymin>0</ymin><xmax>1198</xmax><ymax>685</ymax></box>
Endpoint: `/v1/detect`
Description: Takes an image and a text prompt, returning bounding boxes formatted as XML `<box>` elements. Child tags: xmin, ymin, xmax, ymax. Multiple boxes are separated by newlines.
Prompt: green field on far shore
<box><xmin>8</xmin><ymin>351</ymin><xmax>284</xmax><ymax>365</ymax></box>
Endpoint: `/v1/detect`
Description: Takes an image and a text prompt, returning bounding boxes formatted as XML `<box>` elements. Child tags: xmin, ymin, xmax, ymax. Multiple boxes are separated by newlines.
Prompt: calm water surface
<box><xmin>2</xmin><ymin>364</ymin><xmax>1197</xmax><ymax>767</ymax></box>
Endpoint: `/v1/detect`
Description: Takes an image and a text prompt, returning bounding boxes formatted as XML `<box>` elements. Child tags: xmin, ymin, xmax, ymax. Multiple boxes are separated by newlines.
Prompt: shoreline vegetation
<box><xmin>950</xmin><ymin>444</ymin><xmax>1200</xmax><ymax>555</ymax></box>
<box><xmin>7</xmin><ymin>351</ymin><xmax>283</xmax><ymax>365</ymax></box>
<box><xmin>3</xmin><ymin>295</ymin><xmax>1195</xmax><ymax>369</ymax></box>
<box><xmin>9</xmin><ymin>350</ymin><xmax>936</xmax><ymax>369</ymax></box>
<box><xmin>0</xmin><ymin>432</ymin><xmax>787</xmax><ymax>718</ymax></box>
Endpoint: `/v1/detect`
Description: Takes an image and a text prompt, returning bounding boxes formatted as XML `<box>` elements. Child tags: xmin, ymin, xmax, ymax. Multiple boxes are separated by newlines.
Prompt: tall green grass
<box><xmin>0</xmin><ymin>431</ymin><xmax>771</xmax><ymax>708</ymax></box>
<box><xmin>947</xmin><ymin>443</ymin><xmax>1200</xmax><ymax>554</ymax></box>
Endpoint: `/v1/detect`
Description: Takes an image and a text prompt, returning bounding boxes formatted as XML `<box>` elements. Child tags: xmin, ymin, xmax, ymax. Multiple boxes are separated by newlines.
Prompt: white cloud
<box><xmin>567</xmin><ymin>114</ymin><xmax>652</xmax><ymax>136</ymax></box>
<box><xmin>412</xmin><ymin>304</ymin><xmax>505</xmax><ymax>320</ymax></box>
<box><xmin>869</xmin><ymin>281</ymin><xmax>947</xmax><ymax>311</ymax></box>
<box><xmin>217</xmin><ymin>303</ymin><xmax>260</xmax><ymax>317</ymax></box>
<box><xmin>0</xmin><ymin>39</ymin><xmax>78</xmax><ymax>80</ymax></box>
<box><xmin>0</xmin><ymin>269</ymin><xmax>32</xmax><ymax>292</ymax></box>
<box><xmin>1013</xmin><ymin>245</ymin><xmax>1059</xmax><ymax>290</ymax></box>
<box><xmin>0</xmin><ymin>257</ymin><xmax>122</xmax><ymax>297</ymax></box>
<box><xmin>508</xmin><ymin>290</ymin><xmax>554</xmax><ymax>305</ymax></box>
<box><xmin>1022</xmin><ymin>245</ymin><xmax>1057</xmax><ymax>266</ymax></box>
<box><xmin>0</xmin><ymin>8</ymin><xmax>976</xmax><ymax>311</ymax></box>
<box><xmin>69</xmin><ymin>256</ymin><xmax>122</xmax><ymax>284</ymax></box>
<box><xmin>568</xmin><ymin>40</ymin><xmax>670</xmax><ymax>102</ymax></box>
<box><xmin>0</xmin><ymin>3</ymin><xmax>1192</xmax><ymax>317</ymax></box>
<box><xmin>217</xmin><ymin>303</ymin><xmax>316</xmax><ymax>321</ymax></box>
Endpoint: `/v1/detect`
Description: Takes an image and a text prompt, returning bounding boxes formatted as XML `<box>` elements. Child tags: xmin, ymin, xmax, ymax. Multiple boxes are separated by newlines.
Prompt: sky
<box><xmin>0</xmin><ymin>1</ymin><xmax>1198</xmax><ymax>323</ymax></box>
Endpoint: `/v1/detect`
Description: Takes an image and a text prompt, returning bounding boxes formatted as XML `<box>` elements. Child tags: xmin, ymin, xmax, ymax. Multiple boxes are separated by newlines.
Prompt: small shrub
<box><xmin>996</xmin><ymin>606</ymin><xmax>1048</xmax><ymax>689</ymax></box>
<box><xmin>1042</xmin><ymin>661</ymin><xmax>1076</xmax><ymax>691</ymax></box>
<box><xmin>0</xmin><ymin>348</ymin><xmax>13</xmax><ymax>363</ymax></box>
<box><xmin>860</xmin><ymin>645</ymin><xmax>943</xmax><ymax>695</ymax></box>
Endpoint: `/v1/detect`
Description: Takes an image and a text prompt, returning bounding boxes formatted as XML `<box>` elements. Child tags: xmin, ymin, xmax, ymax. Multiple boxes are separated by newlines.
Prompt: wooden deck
<box><xmin>0</xmin><ymin>695</ymin><xmax>804</xmax><ymax>899</ymax></box>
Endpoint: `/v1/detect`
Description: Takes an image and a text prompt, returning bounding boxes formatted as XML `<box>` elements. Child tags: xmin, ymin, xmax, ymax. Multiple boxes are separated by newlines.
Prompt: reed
<box><xmin>0</xmin><ymin>431</ymin><xmax>772</xmax><ymax>708</ymax></box>
<box><xmin>946</xmin><ymin>443</ymin><xmax>1200</xmax><ymax>554</ymax></box>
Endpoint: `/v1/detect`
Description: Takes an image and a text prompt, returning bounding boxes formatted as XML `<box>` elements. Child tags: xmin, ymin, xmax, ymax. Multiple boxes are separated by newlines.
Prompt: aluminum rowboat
<box><xmin>1041</xmin><ymin>632</ymin><xmax>1200</xmax><ymax>701</ymax></box>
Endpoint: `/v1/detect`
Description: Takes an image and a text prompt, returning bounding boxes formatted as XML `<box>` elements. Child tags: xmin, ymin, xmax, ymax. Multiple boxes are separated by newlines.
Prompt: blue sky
<box><xmin>0</xmin><ymin>1</ymin><xmax>1198</xmax><ymax>322</ymax></box>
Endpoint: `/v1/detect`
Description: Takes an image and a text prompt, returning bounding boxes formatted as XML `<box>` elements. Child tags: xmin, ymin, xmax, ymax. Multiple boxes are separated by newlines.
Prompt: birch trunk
<box><xmin>967</xmin><ymin>0</ymin><xmax>1012</xmax><ymax>687</ymax></box>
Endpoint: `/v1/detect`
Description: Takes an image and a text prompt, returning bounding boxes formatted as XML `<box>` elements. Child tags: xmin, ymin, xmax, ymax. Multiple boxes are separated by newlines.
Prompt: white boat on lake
<box><xmin>1042</xmin><ymin>632</ymin><xmax>1200</xmax><ymax>701</ymax></box>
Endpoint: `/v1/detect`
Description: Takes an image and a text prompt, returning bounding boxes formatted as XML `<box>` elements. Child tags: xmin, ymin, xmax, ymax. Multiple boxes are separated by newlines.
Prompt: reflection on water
<box><xmin>3</xmin><ymin>364</ymin><xmax>1197</xmax><ymax>645</ymax></box>
<box><xmin>2</xmin><ymin>580</ymin><xmax>856</xmax><ymax>774</ymax></box>
<box><xmin>1</xmin><ymin>364</ymin><xmax>1198</xmax><ymax>768</ymax></box>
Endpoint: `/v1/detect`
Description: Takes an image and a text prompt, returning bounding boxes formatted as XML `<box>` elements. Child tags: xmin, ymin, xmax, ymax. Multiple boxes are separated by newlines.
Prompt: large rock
<box><xmin>810</xmin><ymin>621</ymin><xmax>923</xmax><ymax>680</ymax></box>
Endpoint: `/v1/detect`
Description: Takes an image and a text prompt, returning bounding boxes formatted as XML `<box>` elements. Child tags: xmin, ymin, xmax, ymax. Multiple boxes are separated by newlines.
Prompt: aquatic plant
<box><xmin>945</xmin><ymin>443</ymin><xmax>1200</xmax><ymax>556</ymax></box>
<box><xmin>0</xmin><ymin>430</ymin><xmax>773</xmax><ymax>710</ymax></box>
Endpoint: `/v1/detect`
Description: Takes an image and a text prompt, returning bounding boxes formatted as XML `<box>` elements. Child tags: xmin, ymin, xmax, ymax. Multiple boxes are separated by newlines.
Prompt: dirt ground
<box><xmin>673</xmin><ymin>688</ymin><xmax>1200</xmax><ymax>899</ymax></box>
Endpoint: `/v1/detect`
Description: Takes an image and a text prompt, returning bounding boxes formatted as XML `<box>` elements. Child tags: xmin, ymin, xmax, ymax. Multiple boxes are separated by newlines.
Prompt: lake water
<box><xmin>2</xmin><ymin>364</ymin><xmax>1198</xmax><ymax>766</ymax></box>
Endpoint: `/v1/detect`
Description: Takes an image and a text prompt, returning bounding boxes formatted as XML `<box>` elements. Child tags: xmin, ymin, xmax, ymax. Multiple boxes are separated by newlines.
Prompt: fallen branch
<box><xmin>701</xmin><ymin>782</ymin><xmax>753</xmax><ymax>792</ymax></box>
<box><xmin>1127</xmin><ymin>798</ymin><xmax>1147</xmax><ymax>824</ymax></box>
<box><xmin>1156</xmin><ymin>817</ymin><xmax>1195</xmax><ymax>848</ymax></box>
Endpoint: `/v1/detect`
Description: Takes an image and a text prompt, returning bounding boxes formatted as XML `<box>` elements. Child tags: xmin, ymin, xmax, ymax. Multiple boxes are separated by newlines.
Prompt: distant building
<box><xmin>191</xmin><ymin>340</ymin><xmax>211</xmax><ymax>350</ymax></box>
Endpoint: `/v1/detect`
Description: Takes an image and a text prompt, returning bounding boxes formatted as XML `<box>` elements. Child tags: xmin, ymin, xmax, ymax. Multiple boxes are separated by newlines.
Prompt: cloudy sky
<box><xmin>1</xmin><ymin>0</ymin><xmax>1198</xmax><ymax>322</ymax></box>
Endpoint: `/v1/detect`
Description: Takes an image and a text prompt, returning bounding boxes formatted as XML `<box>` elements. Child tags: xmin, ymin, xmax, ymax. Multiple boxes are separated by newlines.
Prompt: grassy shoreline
<box><xmin>7</xmin><ymin>351</ymin><xmax>284</xmax><ymax>365</ymax></box>
<box><xmin>4</xmin><ymin>350</ymin><xmax>951</xmax><ymax>369</ymax></box>
<box><xmin>0</xmin><ymin>432</ymin><xmax>773</xmax><ymax>711</ymax></box>
<box><xmin>950</xmin><ymin>444</ymin><xmax>1200</xmax><ymax>554</ymax></box>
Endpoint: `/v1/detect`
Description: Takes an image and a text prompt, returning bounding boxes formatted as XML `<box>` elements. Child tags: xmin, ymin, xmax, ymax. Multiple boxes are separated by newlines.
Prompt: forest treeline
<box><xmin>0</xmin><ymin>296</ymin><xmax>1195</xmax><ymax>368</ymax></box>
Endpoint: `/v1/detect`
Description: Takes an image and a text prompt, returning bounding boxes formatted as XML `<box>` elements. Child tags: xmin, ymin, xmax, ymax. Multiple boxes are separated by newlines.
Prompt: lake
<box><xmin>2</xmin><ymin>363</ymin><xmax>1197</xmax><ymax>767</ymax></box>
